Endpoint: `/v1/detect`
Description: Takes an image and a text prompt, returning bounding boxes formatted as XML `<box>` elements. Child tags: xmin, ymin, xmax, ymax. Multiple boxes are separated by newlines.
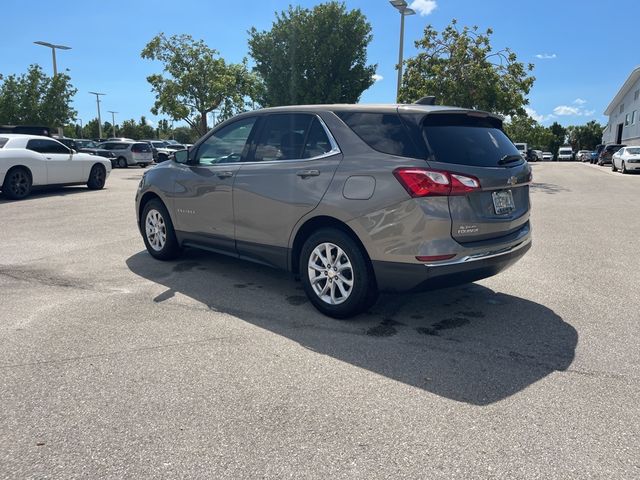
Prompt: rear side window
<box><xmin>0</xmin><ymin>138</ymin><xmax>8</xmax><ymax>148</ymax></box>
<box><xmin>253</xmin><ymin>113</ymin><xmax>313</xmax><ymax>161</ymax></box>
<box><xmin>421</xmin><ymin>114</ymin><xmax>520</xmax><ymax>167</ymax></box>
<box><xmin>131</xmin><ymin>143</ymin><xmax>151</xmax><ymax>153</ymax></box>
<box><xmin>337</xmin><ymin>112</ymin><xmax>417</xmax><ymax>157</ymax></box>
<box><xmin>302</xmin><ymin>118</ymin><xmax>333</xmax><ymax>158</ymax></box>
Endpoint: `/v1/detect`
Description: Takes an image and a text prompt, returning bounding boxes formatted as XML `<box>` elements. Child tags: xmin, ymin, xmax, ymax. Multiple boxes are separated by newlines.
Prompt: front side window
<box><xmin>27</xmin><ymin>139</ymin><xmax>70</xmax><ymax>154</ymax></box>
<box><xmin>195</xmin><ymin>117</ymin><xmax>256</xmax><ymax>165</ymax></box>
<box><xmin>253</xmin><ymin>114</ymin><xmax>313</xmax><ymax>162</ymax></box>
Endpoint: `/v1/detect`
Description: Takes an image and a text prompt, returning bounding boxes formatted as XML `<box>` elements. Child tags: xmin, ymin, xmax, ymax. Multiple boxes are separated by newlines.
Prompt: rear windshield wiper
<box><xmin>498</xmin><ymin>154</ymin><xmax>523</xmax><ymax>165</ymax></box>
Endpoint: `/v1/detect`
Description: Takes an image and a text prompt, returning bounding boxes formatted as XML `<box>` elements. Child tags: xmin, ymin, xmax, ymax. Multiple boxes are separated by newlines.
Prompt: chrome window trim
<box><xmin>241</xmin><ymin>113</ymin><xmax>342</xmax><ymax>166</ymax></box>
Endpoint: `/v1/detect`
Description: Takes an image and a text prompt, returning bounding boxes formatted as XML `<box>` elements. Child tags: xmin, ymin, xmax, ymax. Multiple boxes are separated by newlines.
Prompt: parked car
<box><xmin>107</xmin><ymin>137</ymin><xmax>135</xmax><ymax>142</ymax></box>
<box><xmin>542</xmin><ymin>152</ymin><xmax>553</xmax><ymax>161</ymax></box>
<box><xmin>591</xmin><ymin>144</ymin><xmax>606</xmax><ymax>164</ymax></box>
<box><xmin>611</xmin><ymin>146</ymin><xmax>640</xmax><ymax>173</ymax></box>
<box><xmin>597</xmin><ymin>144</ymin><xmax>625</xmax><ymax>165</ymax></box>
<box><xmin>54</xmin><ymin>137</ymin><xmax>79</xmax><ymax>151</ymax></box>
<box><xmin>525</xmin><ymin>149</ymin><xmax>538</xmax><ymax>162</ymax></box>
<box><xmin>96</xmin><ymin>141</ymin><xmax>153</xmax><ymax>168</ymax></box>
<box><xmin>75</xmin><ymin>139</ymin><xmax>99</xmax><ymax>149</ymax></box>
<box><xmin>0</xmin><ymin>134</ymin><xmax>111</xmax><ymax>199</ymax></box>
<box><xmin>140</xmin><ymin>139</ymin><xmax>170</xmax><ymax>162</ymax></box>
<box><xmin>77</xmin><ymin>145</ymin><xmax>117</xmax><ymax>165</ymax></box>
<box><xmin>557</xmin><ymin>147</ymin><xmax>574</xmax><ymax>161</ymax></box>
<box><xmin>514</xmin><ymin>143</ymin><xmax>527</xmax><ymax>159</ymax></box>
<box><xmin>136</xmin><ymin>104</ymin><xmax>532</xmax><ymax>318</ymax></box>
<box><xmin>576</xmin><ymin>150</ymin><xmax>591</xmax><ymax>162</ymax></box>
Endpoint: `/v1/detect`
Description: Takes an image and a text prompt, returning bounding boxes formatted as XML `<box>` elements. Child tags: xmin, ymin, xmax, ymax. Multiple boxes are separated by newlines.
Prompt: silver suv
<box><xmin>97</xmin><ymin>141</ymin><xmax>154</xmax><ymax>168</ymax></box>
<box><xmin>135</xmin><ymin>104</ymin><xmax>532</xmax><ymax>318</ymax></box>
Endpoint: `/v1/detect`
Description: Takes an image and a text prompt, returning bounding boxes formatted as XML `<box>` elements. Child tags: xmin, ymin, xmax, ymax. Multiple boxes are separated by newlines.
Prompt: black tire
<box><xmin>141</xmin><ymin>199</ymin><xmax>180</xmax><ymax>260</ymax></box>
<box><xmin>140</xmin><ymin>164</ymin><xmax>147</xmax><ymax>168</ymax></box>
<box><xmin>87</xmin><ymin>164</ymin><xmax>106</xmax><ymax>190</ymax></box>
<box><xmin>117</xmin><ymin>157</ymin><xmax>127</xmax><ymax>168</ymax></box>
<box><xmin>158</xmin><ymin>153</ymin><xmax>167</xmax><ymax>163</ymax></box>
<box><xmin>2</xmin><ymin>167</ymin><xmax>32</xmax><ymax>200</ymax></box>
<box><xmin>300</xmin><ymin>228</ymin><xmax>378</xmax><ymax>319</ymax></box>
<box><xmin>611</xmin><ymin>162</ymin><xmax>617</xmax><ymax>172</ymax></box>
<box><xmin>621</xmin><ymin>161</ymin><xmax>627</xmax><ymax>174</ymax></box>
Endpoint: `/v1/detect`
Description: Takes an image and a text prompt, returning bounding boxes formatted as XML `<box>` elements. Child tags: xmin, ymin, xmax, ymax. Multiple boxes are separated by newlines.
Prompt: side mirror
<box><xmin>173</xmin><ymin>149</ymin><xmax>189</xmax><ymax>164</ymax></box>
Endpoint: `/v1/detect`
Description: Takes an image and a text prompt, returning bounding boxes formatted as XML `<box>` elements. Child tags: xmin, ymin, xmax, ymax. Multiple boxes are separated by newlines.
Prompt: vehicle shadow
<box><xmin>126</xmin><ymin>249</ymin><xmax>577</xmax><ymax>406</ymax></box>
<box><xmin>0</xmin><ymin>186</ymin><xmax>91</xmax><ymax>203</ymax></box>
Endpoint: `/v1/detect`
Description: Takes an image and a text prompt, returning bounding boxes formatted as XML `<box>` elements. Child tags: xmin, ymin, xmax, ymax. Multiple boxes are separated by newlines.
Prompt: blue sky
<box><xmin>1</xmin><ymin>0</ymin><xmax>637</xmax><ymax>128</ymax></box>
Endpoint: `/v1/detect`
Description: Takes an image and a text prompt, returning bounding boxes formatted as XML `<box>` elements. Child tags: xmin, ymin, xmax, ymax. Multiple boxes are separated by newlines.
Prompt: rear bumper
<box><xmin>372</xmin><ymin>238</ymin><xmax>531</xmax><ymax>293</ymax></box>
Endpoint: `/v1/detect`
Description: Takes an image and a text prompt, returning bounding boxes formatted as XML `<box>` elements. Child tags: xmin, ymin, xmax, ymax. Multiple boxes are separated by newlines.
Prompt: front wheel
<box><xmin>621</xmin><ymin>161</ymin><xmax>627</xmax><ymax>174</ymax></box>
<box><xmin>300</xmin><ymin>229</ymin><xmax>378</xmax><ymax>319</ymax></box>
<box><xmin>141</xmin><ymin>199</ymin><xmax>181</xmax><ymax>260</ymax></box>
<box><xmin>612</xmin><ymin>162</ymin><xmax>617</xmax><ymax>172</ymax></box>
<box><xmin>2</xmin><ymin>167</ymin><xmax>32</xmax><ymax>200</ymax></box>
<box><xmin>87</xmin><ymin>164</ymin><xmax>106</xmax><ymax>189</ymax></box>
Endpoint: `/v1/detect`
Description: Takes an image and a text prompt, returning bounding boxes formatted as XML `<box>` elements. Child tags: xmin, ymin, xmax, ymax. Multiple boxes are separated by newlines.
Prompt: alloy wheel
<box><xmin>308</xmin><ymin>242</ymin><xmax>354</xmax><ymax>305</ymax></box>
<box><xmin>9</xmin><ymin>171</ymin><xmax>29</xmax><ymax>197</ymax></box>
<box><xmin>145</xmin><ymin>209</ymin><xmax>167</xmax><ymax>251</ymax></box>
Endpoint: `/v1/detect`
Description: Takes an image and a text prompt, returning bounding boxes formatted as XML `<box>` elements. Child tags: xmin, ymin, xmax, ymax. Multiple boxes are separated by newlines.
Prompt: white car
<box><xmin>557</xmin><ymin>147</ymin><xmax>574</xmax><ymax>161</ymax></box>
<box><xmin>612</xmin><ymin>146</ymin><xmax>640</xmax><ymax>174</ymax></box>
<box><xmin>542</xmin><ymin>151</ymin><xmax>553</xmax><ymax>161</ymax></box>
<box><xmin>0</xmin><ymin>134</ymin><xmax>112</xmax><ymax>200</ymax></box>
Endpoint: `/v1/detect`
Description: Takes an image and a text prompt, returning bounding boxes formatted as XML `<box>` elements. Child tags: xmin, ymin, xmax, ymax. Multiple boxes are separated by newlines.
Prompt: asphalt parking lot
<box><xmin>1</xmin><ymin>162</ymin><xmax>639</xmax><ymax>479</ymax></box>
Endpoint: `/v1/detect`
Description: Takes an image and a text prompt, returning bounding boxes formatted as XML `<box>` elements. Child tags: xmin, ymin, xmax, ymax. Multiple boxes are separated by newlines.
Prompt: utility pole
<box><xmin>388</xmin><ymin>1</ymin><xmax>415</xmax><ymax>102</ymax></box>
<box><xmin>89</xmin><ymin>92</ymin><xmax>105</xmax><ymax>139</ymax></box>
<box><xmin>108</xmin><ymin>111</ymin><xmax>118</xmax><ymax>138</ymax></box>
<box><xmin>34</xmin><ymin>41</ymin><xmax>71</xmax><ymax>136</ymax></box>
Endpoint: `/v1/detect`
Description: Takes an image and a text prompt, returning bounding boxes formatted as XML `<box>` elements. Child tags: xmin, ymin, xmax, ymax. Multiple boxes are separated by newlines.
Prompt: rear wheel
<box><xmin>117</xmin><ymin>157</ymin><xmax>127</xmax><ymax>168</ymax></box>
<box><xmin>87</xmin><ymin>164</ymin><xmax>106</xmax><ymax>189</ymax></box>
<box><xmin>141</xmin><ymin>199</ymin><xmax>180</xmax><ymax>260</ymax></box>
<box><xmin>2</xmin><ymin>167</ymin><xmax>32</xmax><ymax>200</ymax></box>
<box><xmin>140</xmin><ymin>164</ymin><xmax>147</xmax><ymax>168</ymax></box>
<box><xmin>300</xmin><ymin>228</ymin><xmax>378</xmax><ymax>319</ymax></box>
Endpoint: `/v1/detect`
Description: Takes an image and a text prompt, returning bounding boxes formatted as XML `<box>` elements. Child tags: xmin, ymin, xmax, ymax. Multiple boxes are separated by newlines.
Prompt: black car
<box><xmin>597</xmin><ymin>144</ymin><xmax>625</xmax><ymax>165</ymax></box>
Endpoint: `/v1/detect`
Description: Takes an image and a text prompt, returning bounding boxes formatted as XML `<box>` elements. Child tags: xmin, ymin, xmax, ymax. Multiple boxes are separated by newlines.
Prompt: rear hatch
<box><xmin>131</xmin><ymin>142</ymin><xmax>153</xmax><ymax>161</ymax></box>
<box><xmin>404</xmin><ymin>111</ymin><xmax>531</xmax><ymax>244</ymax></box>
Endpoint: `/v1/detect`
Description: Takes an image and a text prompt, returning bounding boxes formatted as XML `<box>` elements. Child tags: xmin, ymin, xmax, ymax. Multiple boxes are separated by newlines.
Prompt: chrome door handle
<box><xmin>217</xmin><ymin>171</ymin><xmax>234</xmax><ymax>178</ymax></box>
<box><xmin>296</xmin><ymin>169</ymin><xmax>320</xmax><ymax>178</ymax></box>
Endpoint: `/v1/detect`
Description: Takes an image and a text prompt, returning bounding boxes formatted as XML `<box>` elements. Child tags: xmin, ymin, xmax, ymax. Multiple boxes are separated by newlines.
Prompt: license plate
<box><xmin>492</xmin><ymin>190</ymin><xmax>515</xmax><ymax>215</ymax></box>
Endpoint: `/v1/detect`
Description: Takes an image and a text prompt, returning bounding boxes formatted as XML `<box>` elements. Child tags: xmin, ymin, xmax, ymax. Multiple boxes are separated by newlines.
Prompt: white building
<box><xmin>603</xmin><ymin>66</ymin><xmax>640</xmax><ymax>146</ymax></box>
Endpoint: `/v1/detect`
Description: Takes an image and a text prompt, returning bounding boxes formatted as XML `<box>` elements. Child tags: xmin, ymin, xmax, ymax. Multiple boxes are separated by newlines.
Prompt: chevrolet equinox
<box><xmin>135</xmin><ymin>103</ymin><xmax>532</xmax><ymax>318</ymax></box>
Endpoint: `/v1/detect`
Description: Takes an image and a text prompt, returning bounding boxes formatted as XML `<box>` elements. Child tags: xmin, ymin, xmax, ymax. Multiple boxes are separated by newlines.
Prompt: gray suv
<box><xmin>135</xmin><ymin>104</ymin><xmax>532</xmax><ymax>318</ymax></box>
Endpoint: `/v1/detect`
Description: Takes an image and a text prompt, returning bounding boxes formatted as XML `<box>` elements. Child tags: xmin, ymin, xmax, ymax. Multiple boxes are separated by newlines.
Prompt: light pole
<box><xmin>34</xmin><ymin>41</ymin><xmax>71</xmax><ymax>136</ymax></box>
<box><xmin>89</xmin><ymin>92</ymin><xmax>105</xmax><ymax>139</ymax></box>
<box><xmin>108</xmin><ymin>111</ymin><xmax>118</xmax><ymax>138</ymax></box>
<box><xmin>389</xmin><ymin>1</ymin><xmax>415</xmax><ymax>102</ymax></box>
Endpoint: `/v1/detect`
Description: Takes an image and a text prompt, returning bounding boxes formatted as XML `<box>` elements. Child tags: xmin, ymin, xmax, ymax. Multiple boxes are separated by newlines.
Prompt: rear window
<box><xmin>0</xmin><ymin>137</ymin><xmax>8</xmax><ymax>148</ymax></box>
<box><xmin>336</xmin><ymin>112</ymin><xmax>417</xmax><ymax>157</ymax></box>
<box><xmin>131</xmin><ymin>143</ymin><xmax>151</xmax><ymax>153</ymax></box>
<box><xmin>421</xmin><ymin>114</ymin><xmax>520</xmax><ymax>167</ymax></box>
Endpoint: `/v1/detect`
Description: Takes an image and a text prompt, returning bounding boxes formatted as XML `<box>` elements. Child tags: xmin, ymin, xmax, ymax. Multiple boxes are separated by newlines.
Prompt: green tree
<box><xmin>504</xmin><ymin>115</ymin><xmax>556</xmax><ymax>151</ymax></box>
<box><xmin>248</xmin><ymin>1</ymin><xmax>376</xmax><ymax>106</ymax></box>
<box><xmin>81</xmin><ymin>119</ymin><xmax>111</xmax><ymax>139</ymax></box>
<box><xmin>137</xmin><ymin>116</ymin><xmax>155</xmax><ymax>139</ymax></box>
<box><xmin>0</xmin><ymin>64</ymin><xmax>77</xmax><ymax>128</ymax></box>
<box><xmin>141</xmin><ymin>33</ymin><xmax>258</xmax><ymax>136</ymax></box>
<box><xmin>399</xmin><ymin>20</ymin><xmax>535</xmax><ymax>116</ymax></box>
<box><xmin>566</xmin><ymin>121</ymin><xmax>604</xmax><ymax>150</ymax></box>
<box><xmin>172</xmin><ymin>126</ymin><xmax>198</xmax><ymax>144</ymax></box>
<box><xmin>548</xmin><ymin>122</ymin><xmax>567</xmax><ymax>154</ymax></box>
<box><xmin>119</xmin><ymin>119</ymin><xmax>139</xmax><ymax>139</ymax></box>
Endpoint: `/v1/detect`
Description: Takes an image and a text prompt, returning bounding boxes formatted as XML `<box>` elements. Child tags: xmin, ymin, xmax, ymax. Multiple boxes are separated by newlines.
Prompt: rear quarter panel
<box><xmin>0</xmin><ymin>150</ymin><xmax>47</xmax><ymax>185</ymax></box>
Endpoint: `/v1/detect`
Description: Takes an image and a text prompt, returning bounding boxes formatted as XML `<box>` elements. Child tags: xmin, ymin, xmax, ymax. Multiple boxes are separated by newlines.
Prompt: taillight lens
<box><xmin>393</xmin><ymin>168</ymin><xmax>481</xmax><ymax>197</ymax></box>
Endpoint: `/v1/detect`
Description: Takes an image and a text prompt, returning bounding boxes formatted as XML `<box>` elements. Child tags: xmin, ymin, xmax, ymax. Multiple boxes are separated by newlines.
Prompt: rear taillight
<box><xmin>393</xmin><ymin>168</ymin><xmax>481</xmax><ymax>197</ymax></box>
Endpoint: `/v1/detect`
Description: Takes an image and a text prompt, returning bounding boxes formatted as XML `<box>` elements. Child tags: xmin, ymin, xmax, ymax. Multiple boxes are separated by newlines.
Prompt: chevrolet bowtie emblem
<box><xmin>507</xmin><ymin>176</ymin><xmax>518</xmax><ymax>186</ymax></box>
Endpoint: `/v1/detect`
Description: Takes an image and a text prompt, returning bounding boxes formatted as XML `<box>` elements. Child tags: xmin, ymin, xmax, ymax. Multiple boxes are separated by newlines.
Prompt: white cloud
<box><xmin>573</xmin><ymin>98</ymin><xmax>587</xmax><ymax>105</ymax></box>
<box><xmin>535</xmin><ymin>53</ymin><xmax>557</xmax><ymax>59</ymax></box>
<box><xmin>409</xmin><ymin>0</ymin><xmax>437</xmax><ymax>16</ymax></box>
<box><xmin>372</xmin><ymin>73</ymin><xmax>384</xmax><ymax>82</ymax></box>
<box><xmin>553</xmin><ymin>105</ymin><xmax>580</xmax><ymax>116</ymax></box>
<box><xmin>553</xmin><ymin>104</ymin><xmax>595</xmax><ymax>117</ymax></box>
<box><xmin>525</xmin><ymin>107</ymin><xmax>555</xmax><ymax>123</ymax></box>
<box><xmin>145</xmin><ymin>118</ymin><xmax>156</xmax><ymax>128</ymax></box>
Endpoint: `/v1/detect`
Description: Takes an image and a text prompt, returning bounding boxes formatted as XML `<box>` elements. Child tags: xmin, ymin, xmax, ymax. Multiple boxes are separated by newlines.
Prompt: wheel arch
<box><xmin>138</xmin><ymin>191</ymin><xmax>167</xmax><ymax>228</ymax></box>
<box><xmin>289</xmin><ymin>215</ymin><xmax>372</xmax><ymax>276</ymax></box>
<box><xmin>2</xmin><ymin>164</ymin><xmax>33</xmax><ymax>185</ymax></box>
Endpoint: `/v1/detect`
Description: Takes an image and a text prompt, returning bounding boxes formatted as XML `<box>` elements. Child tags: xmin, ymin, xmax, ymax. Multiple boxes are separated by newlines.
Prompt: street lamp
<box><xmin>389</xmin><ymin>1</ymin><xmax>415</xmax><ymax>102</ymax></box>
<box><xmin>34</xmin><ymin>41</ymin><xmax>71</xmax><ymax>136</ymax></box>
<box><xmin>89</xmin><ymin>92</ymin><xmax>106</xmax><ymax>139</ymax></box>
<box><xmin>108</xmin><ymin>111</ymin><xmax>118</xmax><ymax>138</ymax></box>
